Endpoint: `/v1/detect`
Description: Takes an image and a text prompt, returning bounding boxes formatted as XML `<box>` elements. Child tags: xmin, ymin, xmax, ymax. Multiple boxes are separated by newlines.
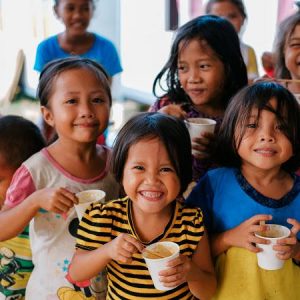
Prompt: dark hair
<box><xmin>0</xmin><ymin>115</ymin><xmax>45</xmax><ymax>169</ymax></box>
<box><xmin>274</xmin><ymin>13</ymin><xmax>300</xmax><ymax>79</ymax></box>
<box><xmin>216</xmin><ymin>81</ymin><xmax>300</xmax><ymax>172</ymax></box>
<box><xmin>111</xmin><ymin>112</ymin><xmax>192</xmax><ymax>195</ymax></box>
<box><xmin>37</xmin><ymin>57</ymin><xmax>111</xmax><ymax>107</ymax></box>
<box><xmin>206</xmin><ymin>0</ymin><xmax>247</xmax><ymax>19</ymax></box>
<box><xmin>54</xmin><ymin>0</ymin><xmax>95</xmax><ymax>8</ymax></box>
<box><xmin>152</xmin><ymin>15</ymin><xmax>247</xmax><ymax>108</ymax></box>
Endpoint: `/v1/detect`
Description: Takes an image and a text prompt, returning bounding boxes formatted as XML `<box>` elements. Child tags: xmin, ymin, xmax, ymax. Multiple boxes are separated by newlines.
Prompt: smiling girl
<box><xmin>67</xmin><ymin>112</ymin><xmax>216</xmax><ymax>300</ymax></box>
<box><xmin>186</xmin><ymin>82</ymin><xmax>300</xmax><ymax>300</ymax></box>
<box><xmin>149</xmin><ymin>15</ymin><xmax>247</xmax><ymax>181</ymax></box>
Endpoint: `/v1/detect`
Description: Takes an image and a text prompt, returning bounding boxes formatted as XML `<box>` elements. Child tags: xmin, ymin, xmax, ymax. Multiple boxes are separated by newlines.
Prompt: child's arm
<box><xmin>158</xmin><ymin>104</ymin><xmax>187</xmax><ymax>119</ymax></box>
<box><xmin>211</xmin><ymin>214</ymin><xmax>272</xmax><ymax>257</ymax></box>
<box><xmin>159</xmin><ymin>231</ymin><xmax>216</xmax><ymax>300</ymax></box>
<box><xmin>274</xmin><ymin>218</ymin><xmax>300</xmax><ymax>262</ymax></box>
<box><xmin>68</xmin><ymin>233</ymin><xmax>144</xmax><ymax>282</ymax></box>
<box><xmin>0</xmin><ymin>187</ymin><xmax>77</xmax><ymax>241</ymax></box>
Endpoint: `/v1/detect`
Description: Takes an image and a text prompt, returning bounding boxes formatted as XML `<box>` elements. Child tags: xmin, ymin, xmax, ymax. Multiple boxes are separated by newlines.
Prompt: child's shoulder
<box><xmin>22</xmin><ymin>148</ymin><xmax>46</xmax><ymax>168</ymax></box>
<box><xmin>92</xmin><ymin>197</ymin><xmax>127</xmax><ymax>210</ymax></box>
<box><xmin>37</xmin><ymin>35</ymin><xmax>58</xmax><ymax>48</ymax></box>
<box><xmin>177</xmin><ymin>201</ymin><xmax>205</xmax><ymax>229</ymax></box>
<box><xmin>206</xmin><ymin>167</ymin><xmax>236</xmax><ymax>179</ymax></box>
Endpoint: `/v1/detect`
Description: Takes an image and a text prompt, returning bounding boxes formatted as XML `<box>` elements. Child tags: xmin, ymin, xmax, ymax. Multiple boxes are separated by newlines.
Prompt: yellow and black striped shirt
<box><xmin>76</xmin><ymin>197</ymin><xmax>204</xmax><ymax>299</ymax></box>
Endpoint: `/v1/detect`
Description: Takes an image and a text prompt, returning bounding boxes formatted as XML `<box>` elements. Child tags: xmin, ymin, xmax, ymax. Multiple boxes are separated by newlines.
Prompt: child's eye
<box><xmin>65</xmin><ymin>99</ymin><xmax>77</xmax><ymax>104</ymax></box>
<box><xmin>65</xmin><ymin>5</ymin><xmax>75</xmax><ymax>12</ymax></box>
<box><xmin>92</xmin><ymin>98</ymin><xmax>104</xmax><ymax>104</ymax></box>
<box><xmin>199</xmin><ymin>64</ymin><xmax>210</xmax><ymax>70</ymax></box>
<box><xmin>160</xmin><ymin>167</ymin><xmax>174</xmax><ymax>173</ymax></box>
<box><xmin>133</xmin><ymin>165</ymin><xmax>144</xmax><ymax>171</ymax></box>
<box><xmin>275</xmin><ymin>124</ymin><xmax>286</xmax><ymax>131</ymax></box>
<box><xmin>177</xmin><ymin>65</ymin><xmax>187</xmax><ymax>72</ymax></box>
<box><xmin>246</xmin><ymin>123</ymin><xmax>257</xmax><ymax>129</ymax></box>
<box><xmin>290</xmin><ymin>43</ymin><xmax>300</xmax><ymax>48</ymax></box>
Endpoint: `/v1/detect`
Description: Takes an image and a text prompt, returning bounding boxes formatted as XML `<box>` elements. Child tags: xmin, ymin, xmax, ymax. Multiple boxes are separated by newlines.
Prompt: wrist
<box><xmin>101</xmin><ymin>243</ymin><xmax>114</xmax><ymax>263</ymax></box>
<box><xmin>27</xmin><ymin>193</ymin><xmax>42</xmax><ymax>213</ymax></box>
<box><xmin>221</xmin><ymin>230</ymin><xmax>232</xmax><ymax>250</ymax></box>
<box><xmin>293</xmin><ymin>240</ymin><xmax>300</xmax><ymax>261</ymax></box>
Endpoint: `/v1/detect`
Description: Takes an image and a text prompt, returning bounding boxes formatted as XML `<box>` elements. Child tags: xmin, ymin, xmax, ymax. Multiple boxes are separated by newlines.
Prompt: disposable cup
<box><xmin>75</xmin><ymin>189</ymin><xmax>106</xmax><ymax>220</ymax></box>
<box><xmin>184</xmin><ymin>118</ymin><xmax>216</xmax><ymax>155</ymax></box>
<box><xmin>142</xmin><ymin>241</ymin><xmax>180</xmax><ymax>291</ymax></box>
<box><xmin>255</xmin><ymin>224</ymin><xmax>290</xmax><ymax>270</ymax></box>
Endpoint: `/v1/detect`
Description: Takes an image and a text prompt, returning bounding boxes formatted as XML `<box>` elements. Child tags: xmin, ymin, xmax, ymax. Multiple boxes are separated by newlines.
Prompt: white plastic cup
<box><xmin>142</xmin><ymin>241</ymin><xmax>180</xmax><ymax>291</ymax></box>
<box><xmin>255</xmin><ymin>224</ymin><xmax>290</xmax><ymax>270</ymax></box>
<box><xmin>75</xmin><ymin>189</ymin><xmax>106</xmax><ymax>220</ymax></box>
<box><xmin>184</xmin><ymin>118</ymin><xmax>216</xmax><ymax>155</ymax></box>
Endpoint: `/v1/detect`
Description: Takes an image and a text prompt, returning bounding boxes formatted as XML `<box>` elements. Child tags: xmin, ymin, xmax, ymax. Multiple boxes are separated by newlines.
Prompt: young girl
<box><xmin>186</xmin><ymin>82</ymin><xmax>300</xmax><ymax>299</ymax></box>
<box><xmin>34</xmin><ymin>0</ymin><xmax>122</xmax><ymax>81</ymax></box>
<box><xmin>67</xmin><ymin>112</ymin><xmax>216</xmax><ymax>300</ymax></box>
<box><xmin>0</xmin><ymin>57</ymin><xmax>120</xmax><ymax>300</ymax></box>
<box><xmin>273</xmin><ymin>12</ymin><xmax>300</xmax><ymax>99</ymax></box>
<box><xmin>149</xmin><ymin>15</ymin><xmax>248</xmax><ymax>181</ymax></box>
<box><xmin>0</xmin><ymin>115</ymin><xmax>45</xmax><ymax>299</ymax></box>
<box><xmin>34</xmin><ymin>0</ymin><xmax>123</xmax><ymax>144</ymax></box>
<box><xmin>206</xmin><ymin>0</ymin><xmax>259</xmax><ymax>82</ymax></box>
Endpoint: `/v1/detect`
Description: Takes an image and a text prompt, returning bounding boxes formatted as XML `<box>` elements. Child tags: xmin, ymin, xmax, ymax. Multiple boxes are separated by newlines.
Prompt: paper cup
<box><xmin>184</xmin><ymin>118</ymin><xmax>216</xmax><ymax>155</ymax></box>
<box><xmin>255</xmin><ymin>224</ymin><xmax>290</xmax><ymax>270</ymax></box>
<box><xmin>142</xmin><ymin>241</ymin><xmax>180</xmax><ymax>291</ymax></box>
<box><xmin>75</xmin><ymin>189</ymin><xmax>106</xmax><ymax>220</ymax></box>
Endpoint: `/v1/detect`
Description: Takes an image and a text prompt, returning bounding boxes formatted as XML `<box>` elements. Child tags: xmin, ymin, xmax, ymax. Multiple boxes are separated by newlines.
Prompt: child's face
<box><xmin>0</xmin><ymin>155</ymin><xmax>15</xmax><ymax>207</ymax></box>
<box><xmin>236</xmin><ymin>98</ymin><xmax>293</xmax><ymax>173</ymax></box>
<box><xmin>55</xmin><ymin>0</ymin><xmax>93</xmax><ymax>36</ymax></box>
<box><xmin>122</xmin><ymin>138</ymin><xmax>180</xmax><ymax>215</ymax></box>
<box><xmin>177</xmin><ymin>39</ymin><xmax>225</xmax><ymax>112</ymax></box>
<box><xmin>41</xmin><ymin>68</ymin><xmax>110</xmax><ymax>144</ymax></box>
<box><xmin>208</xmin><ymin>1</ymin><xmax>244</xmax><ymax>33</ymax></box>
<box><xmin>284</xmin><ymin>24</ymin><xmax>300</xmax><ymax>79</ymax></box>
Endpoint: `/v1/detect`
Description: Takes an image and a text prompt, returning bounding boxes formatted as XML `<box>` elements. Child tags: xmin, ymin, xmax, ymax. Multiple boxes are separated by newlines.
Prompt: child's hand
<box><xmin>158</xmin><ymin>254</ymin><xmax>191</xmax><ymax>288</ymax></box>
<box><xmin>273</xmin><ymin>218</ymin><xmax>300</xmax><ymax>260</ymax></box>
<box><xmin>225</xmin><ymin>214</ymin><xmax>272</xmax><ymax>252</ymax></box>
<box><xmin>29</xmin><ymin>187</ymin><xmax>78</xmax><ymax>214</ymax></box>
<box><xmin>158</xmin><ymin>104</ymin><xmax>187</xmax><ymax>119</ymax></box>
<box><xmin>192</xmin><ymin>132</ymin><xmax>215</xmax><ymax>160</ymax></box>
<box><xmin>107</xmin><ymin>233</ymin><xmax>144</xmax><ymax>263</ymax></box>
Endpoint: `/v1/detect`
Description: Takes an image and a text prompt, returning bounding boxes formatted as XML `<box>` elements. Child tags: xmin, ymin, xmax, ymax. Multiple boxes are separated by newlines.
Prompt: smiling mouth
<box><xmin>140</xmin><ymin>191</ymin><xmax>163</xmax><ymax>200</ymax></box>
<box><xmin>75</xmin><ymin>123</ymin><xmax>98</xmax><ymax>128</ymax></box>
<box><xmin>254</xmin><ymin>149</ymin><xmax>276</xmax><ymax>156</ymax></box>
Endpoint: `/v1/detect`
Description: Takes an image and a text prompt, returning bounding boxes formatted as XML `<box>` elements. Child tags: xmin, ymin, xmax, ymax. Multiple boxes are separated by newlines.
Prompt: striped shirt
<box><xmin>76</xmin><ymin>197</ymin><xmax>204</xmax><ymax>299</ymax></box>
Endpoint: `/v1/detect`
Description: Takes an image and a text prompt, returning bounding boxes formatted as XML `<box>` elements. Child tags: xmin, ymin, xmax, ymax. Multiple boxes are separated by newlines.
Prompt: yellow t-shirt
<box><xmin>213</xmin><ymin>247</ymin><xmax>300</xmax><ymax>300</ymax></box>
<box><xmin>76</xmin><ymin>198</ymin><xmax>204</xmax><ymax>300</ymax></box>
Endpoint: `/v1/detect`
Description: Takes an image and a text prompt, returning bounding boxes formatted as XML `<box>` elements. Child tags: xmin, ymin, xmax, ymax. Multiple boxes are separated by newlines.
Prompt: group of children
<box><xmin>0</xmin><ymin>0</ymin><xmax>300</xmax><ymax>299</ymax></box>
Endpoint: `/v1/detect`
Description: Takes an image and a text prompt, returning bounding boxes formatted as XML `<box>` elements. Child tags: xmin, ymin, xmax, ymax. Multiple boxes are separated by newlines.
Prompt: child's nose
<box><xmin>79</xmin><ymin>104</ymin><xmax>94</xmax><ymax>118</ymax></box>
<box><xmin>188</xmin><ymin>69</ymin><xmax>201</xmax><ymax>84</ymax></box>
<box><xmin>259</xmin><ymin>129</ymin><xmax>275</xmax><ymax>143</ymax></box>
<box><xmin>144</xmin><ymin>171</ymin><xmax>159</xmax><ymax>184</ymax></box>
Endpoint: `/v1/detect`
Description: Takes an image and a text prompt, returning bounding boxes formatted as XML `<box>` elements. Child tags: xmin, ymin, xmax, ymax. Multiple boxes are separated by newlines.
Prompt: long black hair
<box><xmin>152</xmin><ymin>15</ymin><xmax>247</xmax><ymax>107</ymax></box>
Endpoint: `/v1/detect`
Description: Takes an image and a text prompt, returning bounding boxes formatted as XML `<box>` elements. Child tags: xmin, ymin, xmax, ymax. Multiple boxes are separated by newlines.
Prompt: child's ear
<box><xmin>41</xmin><ymin>106</ymin><xmax>55</xmax><ymax>127</ymax></box>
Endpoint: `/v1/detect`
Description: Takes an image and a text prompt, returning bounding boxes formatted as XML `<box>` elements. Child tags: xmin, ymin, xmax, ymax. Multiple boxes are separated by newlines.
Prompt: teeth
<box><xmin>255</xmin><ymin>150</ymin><xmax>274</xmax><ymax>154</ymax></box>
<box><xmin>141</xmin><ymin>191</ymin><xmax>161</xmax><ymax>198</ymax></box>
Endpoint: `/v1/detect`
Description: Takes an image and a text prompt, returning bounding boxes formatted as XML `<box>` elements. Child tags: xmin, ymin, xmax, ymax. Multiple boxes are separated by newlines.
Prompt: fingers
<box><xmin>159</xmin><ymin>255</ymin><xmax>188</xmax><ymax>287</ymax></box>
<box><xmin>54</xmin><ymin>188</ymin><xmax>77</xmax><ymax>213</ymax></box>
<box><xmin>159</xmin><ymin>105</ymin><xmax>187</xmax><ymax>119</ymax></box>
<box><xmin>61</xmin><ymin>188</ymin><xmax>79</xmax><ymax>204</ymax></box>
<box><xmin>112</xmin><ymin>234</ymin><xmax>144</xmax><ymax>263</ymax></box>
<box><xmin>287</xmin><ymin>218</ymin><xmax>300</xmax><ymax>236</ymax></box>
<box><xmin>248</xmin><ymin>214</ymin><xmax>272</xmax><ymax>225</ymax></box>
<box><xmin>124</xmin><ymin>234</ymin><xmax>144</xmax><ymax>253</ymax></box>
